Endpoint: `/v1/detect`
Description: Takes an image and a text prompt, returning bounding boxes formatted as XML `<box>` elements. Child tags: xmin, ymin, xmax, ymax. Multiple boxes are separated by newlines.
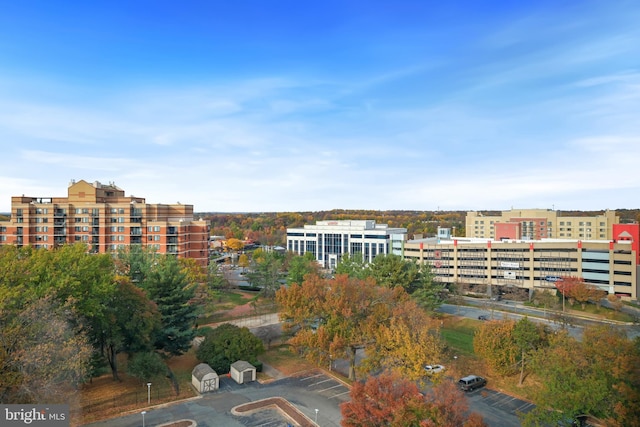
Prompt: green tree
<box><xmin>286</xmin><ymin>252</ymin><xmax>320</xmax><ymax>286</ymax></box>
<box><xmin>369</xmin><ymin>253</ymin><xmax>421</xmax><ymax>293</ymax></box>
<box><xmin>412</xmin><ymin>263</ymin><xmax>446</xmax><ymax>312</ymax></box>
<box><xmin>126</xmin><ymin>352</ymin><xmax>168</xmax><ymax>384</ymax></box>
<box><xmin>92</xmin><ymin>277</ymin><xmax>160</xmax><ymax>381</ymax></box>
<box><xmin>512</xmin><ymin>317</ymin><xmax>548</xmax><ymax>385</ymax></box>
<box><xmin>195</xmin><ymin>323</ymin><xmax>265</xmax><ymax>374</ymax></box>
<box><xmin>246</xmin><ymin>251</ymin><xmax>283</xmax><ymax>298</ymax></box>
<box><xmin>142</xmin><ymin>255</ymin><xmax>197</xmax><ymax>356</ymax></box>
<box><xmin>335</xmin><ymin>252</ymin><xmax>368</xmax><ymax>279</ymax></box>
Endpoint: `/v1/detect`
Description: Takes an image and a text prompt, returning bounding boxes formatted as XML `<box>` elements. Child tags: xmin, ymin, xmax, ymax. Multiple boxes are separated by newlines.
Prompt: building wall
<box><xmin>466</xmin><ymin>209</ymin><xmax>619</xmax><ymax>240</ymax></box>
<box><xmin>286</xmin><ymin>220</ymin><xmax>407</xmax><ymax>269</ymax></box>
<box><xmin>403</xmin><ymin>238</ymin><xmax>637</xmax><ymax>300</ymax></box>
<box><xmin>0</xmin><ymin>180</ymin><xmax>210</xmax><ymax>267</ymax></box>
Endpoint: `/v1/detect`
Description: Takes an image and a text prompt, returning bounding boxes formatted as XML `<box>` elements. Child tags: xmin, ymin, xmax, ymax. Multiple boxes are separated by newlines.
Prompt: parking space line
<box><xmin>299</xmin><ymin>373</ymin><xmax>324</xmax><ymax>382</ymax></box>
<box><xmin>317</xmin><ymin>384</ymin><xmax>345</xmax><ymax>393</ymax></box>
<box><xmin>330</xmin><ymin>390</ymin><xmax>351</xmax><ymax>399</ymax></box>
<box><xmin>308</xmin><ymin>378</ymin><xmax>333</xmax><ymax>387</ymax></box>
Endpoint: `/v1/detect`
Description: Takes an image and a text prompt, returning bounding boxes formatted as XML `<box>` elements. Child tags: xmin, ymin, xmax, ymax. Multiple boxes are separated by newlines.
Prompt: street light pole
<box><xmin>141</xmin><ymin>411</ymin><xmax>146</xmax><ymax>427</ymax></box>
<box><xmin>315</xmin><ymin>408</ymin><xmax>319</xmax><ymax>424</ymax></box>
<box><xmin>147</xmin><ymin>382</ymin><xmax>152</xmax><ymax>404</ymax></box>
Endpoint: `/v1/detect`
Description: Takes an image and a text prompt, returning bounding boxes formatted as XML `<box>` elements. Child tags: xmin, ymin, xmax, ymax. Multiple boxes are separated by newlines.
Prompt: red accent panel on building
<box><xmin>495</xmin><ymin>222</ymin><xmax>520</xmax><ymax>240</ymax></box>
<box><xmin>613</xmin><ymin>223</ymin><xmax>639</xmax><ymax>264</ymax></box>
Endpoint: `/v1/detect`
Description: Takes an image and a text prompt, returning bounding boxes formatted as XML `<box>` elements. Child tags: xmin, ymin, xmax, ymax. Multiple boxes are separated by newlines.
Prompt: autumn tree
<box><xmin>607</xmin><ymin>293</ymin><xmax>624</xmax><ymax>312</ymax></box>
<box><xmin>0</xmin><ymin>296</ymin><xmax>93</xmax><ymax>403</ymax></box>
<box><xmin>473</xmin><ymin>319</ymin><xmax>518</xmax><ymax>376</ymax></box>
<box><xmin>365</xmin><ymin>299</ymin><xmax>444</xmax><ymax>381</ymax></box>
<box><xmin>524</xmin><ymin>326</ymin><xmax>640</xmax><ymax>426</ymax></box>
<box><xmin>341</xmin><ymin>372</ymin><xmax>487</xmax><ymax>427</ymax></box>
<box><xmin>277</xmin><ymin>274</ymin><xmax>441</xmax><ymax>380</ymax></box>
<box><xmin>238</xmin><ymin>253</ymin><xmax>249</xmax><ymax>272</ymax></box>
<box><xmin>225</xmin><ymin>238</ymin><xmax>244</xmax><ymax>252</ymax></box>
<box><xmin>555</xmin><ymin>276</ymin><xmax>582</xmax><ymax>307</ymax></box>
<box><xmin>341</xmin><ymin>372</ymin><xmax>431</xmax><ymax>427</ymax></box>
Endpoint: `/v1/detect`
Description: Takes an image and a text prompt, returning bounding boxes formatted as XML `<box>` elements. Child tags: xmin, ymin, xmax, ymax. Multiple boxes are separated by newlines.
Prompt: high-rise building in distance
<box><xmin>0</xmin><ymin>179</ymin><xmax>210</xmax><ymax>267</ymax></box>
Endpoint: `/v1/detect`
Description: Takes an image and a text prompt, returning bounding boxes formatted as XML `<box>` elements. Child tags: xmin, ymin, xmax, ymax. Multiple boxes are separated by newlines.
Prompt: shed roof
<box><xmin>231</xmin><ymin>360</ymin><xmax>255</xmax><ymax>372</ymax></box>
<box><xmin>192</xmin><ymin>363</ymin><xmax>217</xmax><ymax>380</ymax></box>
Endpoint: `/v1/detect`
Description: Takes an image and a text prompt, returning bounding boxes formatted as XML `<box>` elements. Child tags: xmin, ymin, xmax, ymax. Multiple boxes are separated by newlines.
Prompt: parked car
<box><xmin>478</xmin><ymin>315</ymin><xmax>488</xmax><ymax>321</ymax></box>
<box><xmin>424</xmin><ymin>364</ymin><xmax>445</xmax><ymax>375</ymax></box>
<box><xmin>458</xmin><ymin>375</ymin><xmax>487</xmax><ymax>391</ymax></box>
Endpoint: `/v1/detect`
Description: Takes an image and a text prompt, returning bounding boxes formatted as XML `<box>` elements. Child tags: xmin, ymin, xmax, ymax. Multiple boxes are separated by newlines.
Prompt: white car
<box><xmin>424</xmin><ymin>364</ymin><xmax>445</xmax><ymax>374</ymax></box>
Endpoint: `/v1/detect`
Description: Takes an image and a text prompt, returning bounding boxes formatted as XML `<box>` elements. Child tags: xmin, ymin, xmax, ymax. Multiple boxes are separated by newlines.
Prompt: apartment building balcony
<box><xmin>54</xmin><ymin>210</ymin><xmax>66</xmax><ymax>217</ymax></box>
<box><xmin>91</xmin><ymin>237</ymin><xmax>99</xmax><ymax>244</ymax></box>
<box><xmin>54</xmin><ymin>230</ymin><xmax>67</xmax><ymax>236</ymax></box>
<box><xmin>54</xmin><ymin>237</ymin><xmax>67</xmax><ymax>245</ymax></box>
<box><xmin>92</xmin><ymin>228</ymin><xmax>100</xmax><ymax>235</ymax></box>
<box><xmin>167</xmin><ymin>227</ymin><xmax>177</xmax><ymax>235</ymax></box>
<box><xmin>167</xmin><ymin>237</ymin><xmax>178</xmax><ymax>244</ymax></box>
<box><xmin>130</xmin><ymin>227</ymin><xmax>142</xmax><ymax>236</ymax></box>
<box><xmin>130</xmin><ymin>236</ymin><xmax>142</xmax><ymax>244</ymax></box>
<box><xmin>54</xmin><ymin>220</ymin><xmax>66</xmax><ymax>227</ymax></box>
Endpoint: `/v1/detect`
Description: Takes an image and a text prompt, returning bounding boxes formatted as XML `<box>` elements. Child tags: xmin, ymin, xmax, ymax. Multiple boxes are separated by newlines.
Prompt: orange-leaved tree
<box><xmin>341</xmin><ymin>372</ymin><xmax>488</xmax><ymax>427</ymax></box>
<box><xmin>277</xmin><ymin>273</ymin><xmax>442</xmax><ymax>381</ymax></box>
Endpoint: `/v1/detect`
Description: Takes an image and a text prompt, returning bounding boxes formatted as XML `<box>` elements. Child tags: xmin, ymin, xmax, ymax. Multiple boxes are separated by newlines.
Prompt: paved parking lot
<box><xmin>83</xmin><ymin>369</ymin><xmax>345</xmax><ymax>427</ymax></box>
<box><xmin>465</xmin><ymin>386</ymin><xmax>534</xmax><ymax>427</ymax></box>
<box><xmin>297</xmin><ymin>371</ymin><xmax>351</xmax><ymax>403</ymax></box>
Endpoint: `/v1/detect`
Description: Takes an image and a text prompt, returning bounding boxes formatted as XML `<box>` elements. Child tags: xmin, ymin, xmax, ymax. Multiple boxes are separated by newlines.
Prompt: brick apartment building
<box><xmin>0</xmin><ymin>179</ymin><xmax>210</xmax><ymax>267</ymax></box>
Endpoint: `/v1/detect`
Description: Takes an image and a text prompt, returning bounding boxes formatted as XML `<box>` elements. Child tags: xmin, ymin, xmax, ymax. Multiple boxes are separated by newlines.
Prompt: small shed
<box><xmin>230</xmin><ymin>360</ymin><xmax>256</xmax><ymax>384</ymax></box>
<box><xmin>191</xmin><ymin>363</ymin><xmax>219</xmax><ymax>393</ymax></box>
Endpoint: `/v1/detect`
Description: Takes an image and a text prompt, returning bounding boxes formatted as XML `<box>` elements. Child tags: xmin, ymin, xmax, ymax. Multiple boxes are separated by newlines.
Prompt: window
<box><xmin>110</xmin><ymin>208</ymin><xmax>117</xmax><ymax>214</ymax></box>
<box><xmin>118</xmin><ymin>226</ymin><xmax>125</xmax><ymax>232</ymax></box>
<box><xmin>118</xmin><ymin>217</ymin><xmax>125</xmax><ymax>223</ymax></box>
<box><xmin>148</xmin><ymin>226</ymin><xmax>153</xmax><ymax>232</ymax></box>
<box><xmin>118</xmin><ymin>236</ymin><xmax>125</xmax><ymax>241</ymax></box>
<box><xmin>118</xmin><ymin>208</ymin><xmax>125</xmax><ymax>214</ymax></box>
<box><xmin>154</xmin><ymin>235</ymin><xmax>161</xmax><ymax>241</ymax></box>
<box><xmin>82</xmin><ymin>226</ymin><xmax>89</xmax><ymax>232</ymax></box>
<box><xmin>110</xmin><ymin>226</ymin><xmax>117</xmax><ymax>232</ymax></box>
<box><xmin>110</xmin><ymin>236</ymin><xmax>116</xmax><ymax>241</ymax></box>
<box><xmin>75</xmin><ymin>226</ymin><xmax>82</xmax><ymax>232</ymax></box>
<box><xmin>154</xmin><ymin>226</ymin><xmax>160</xmax><ymax>232</ymax></box>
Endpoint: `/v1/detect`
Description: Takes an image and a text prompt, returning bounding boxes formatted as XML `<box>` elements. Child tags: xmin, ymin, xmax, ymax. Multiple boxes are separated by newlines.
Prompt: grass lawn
<box><xmin>440</xmin><ymin>315</ymin><xmax>478</xmax><ymax>356</ymax></box>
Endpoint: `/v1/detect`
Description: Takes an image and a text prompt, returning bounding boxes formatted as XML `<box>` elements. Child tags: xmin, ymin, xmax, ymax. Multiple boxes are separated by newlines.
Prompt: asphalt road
<box><xmin>440</xmin><ymin>299</ymin><xmax>640</xmax><ymax>340</ymax></box>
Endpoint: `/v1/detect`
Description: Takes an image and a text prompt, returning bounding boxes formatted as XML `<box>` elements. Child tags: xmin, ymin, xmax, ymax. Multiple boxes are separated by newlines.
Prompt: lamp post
<box><xmin>314</xmin><ymin>408</ymin><xmax>319</xmax><ymax>423</ymax></box>
<box><xmin>147</xmin><ymin>382</ymin><xmax>152</xmax><ymax>404</ymax></box>
<box><xmin>141</xmin><ymin>411</ymin><xmax>146</xmax><ymax>427</ymax></box>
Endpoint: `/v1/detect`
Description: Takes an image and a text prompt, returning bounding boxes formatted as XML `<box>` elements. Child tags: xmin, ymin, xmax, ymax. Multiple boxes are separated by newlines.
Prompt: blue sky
<box><xmin>1</xmin><ymin>1</ymin><xmax>639</xmax><ymax>213</ymax></box>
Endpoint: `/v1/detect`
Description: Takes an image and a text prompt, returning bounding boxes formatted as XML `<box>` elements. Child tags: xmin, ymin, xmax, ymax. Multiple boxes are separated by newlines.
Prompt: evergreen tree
<box><xmin>143</xmin><ymin>255</ymin><xmax>197</xmax><ymax>356</ymax></box>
